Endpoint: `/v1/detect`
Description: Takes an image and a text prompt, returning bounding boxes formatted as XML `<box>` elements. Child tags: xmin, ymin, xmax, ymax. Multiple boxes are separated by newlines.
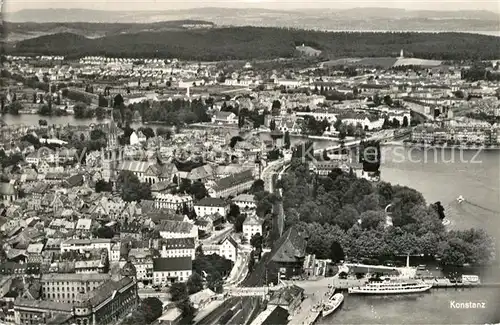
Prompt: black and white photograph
<box><xmin>0</xmin><ymin>0</ymin><xmax>499</xmax><ymax>324</ymax></box>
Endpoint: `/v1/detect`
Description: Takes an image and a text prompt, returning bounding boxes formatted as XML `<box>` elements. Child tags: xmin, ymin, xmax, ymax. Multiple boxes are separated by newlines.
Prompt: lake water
<box><xmin>321</xmin><ymin>288</ymin><xmax>500</xmax><ymax>324</ymax></box>
<box><xmin>327</xmin><ymin>145</ymin><xmax>500</xmax><ymax>325</ymax></box>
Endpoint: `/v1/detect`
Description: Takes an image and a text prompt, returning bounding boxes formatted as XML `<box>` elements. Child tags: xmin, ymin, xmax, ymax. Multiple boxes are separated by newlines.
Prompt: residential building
<box><xmin>232</xmin><ymin>194</ymin><xmax>256</xmax><ymax>210</ymax></box>
<box><xmin>128</xmin><ymin>248</ymin><xmax>154</xmax><ymax>284</ymax></box>
<box><xmin>153</xmin><ymin>257</ymin><xmax>192</xmax><ymax>285</ymax></box>
<box><xmin>158</xmin><ymin>221</ymin><xmax>198</xmax><ymax>241</ymax></box>
<box><xmin>40</xmin><ymin>273</ymin><xmax>110</xmax><ymax>303</ymax></box>
<box><xmin>154</xmin><ymin>193</ymin><xmax>193</xmax><ymax>211</ymax></box>
<box><xmin>211</xmin><ymin>111</ymin><xmax>238</xmax><ymax>125</ymax></box>
<box><xmin>194</xmin><ymin>198</ymin><xmax>229</xmax><ymax>218</ymax></box>
<box><xmin>160</xmin><ymin>238</ymin><xmax>196</xmax><ymax>260</ymax></box>
<box><xmin>0</xmin><ymin>183</ymin><xmax>18</xmax><ymax>203</ymax></box>
<box><xmin>72</xmin><ymin>277</ymin><xmax>138</xmax><ymax>325</ymax></box>
<box><xmin>207</xmin><ymin>170</ymin><xmax>255</xmax><ymax>198</ymax></box>
<box><xmin>13</xmin><ymin>299</ymin><xmax>73</xmax><ymax>325</ymax></box>
<box><xmin>219</xmin><ymin>236</ymin><xmax>238</xmax><ymax>262</ymax></box>
<box><xmin>60</xmin><ymin>239</ymin><xmax>115</xmax><ymax>259</ymax></box>
<box><xmin>243</xmin><ymin>214</ymin><xmax>264</xmax><ymax>243</ymax></box>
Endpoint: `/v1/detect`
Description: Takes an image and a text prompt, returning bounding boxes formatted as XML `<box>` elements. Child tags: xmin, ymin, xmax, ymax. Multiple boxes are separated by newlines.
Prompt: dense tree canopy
<box><xmin>13</xmin><ymin>29</ymin><xmax>500</xmax><ymax>61</ymax></box>
<box><xmin>279</xmin><ymin>159</ymin><xmax>495</xmax><ymax>266</ymax></box>
<box><xmin>116</xmin><ymin>170</ymin><xmax>152</xmax><ymax>202</ymax></box>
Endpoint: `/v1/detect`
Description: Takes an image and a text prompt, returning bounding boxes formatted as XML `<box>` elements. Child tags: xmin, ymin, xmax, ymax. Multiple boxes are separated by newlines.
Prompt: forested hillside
<box><xmin>11</xmin><ymin>27</ymin><xmax>500</xmax><ymax>61</ymax></box>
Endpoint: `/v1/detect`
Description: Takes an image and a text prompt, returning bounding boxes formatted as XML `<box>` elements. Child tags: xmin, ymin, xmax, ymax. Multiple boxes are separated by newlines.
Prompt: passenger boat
<box><xmin>348</xmin><ymin>279</ymin><xmax>432</xmax><ymax>294</ymax></box>
<box><xmin>322</xmin><ymin>293</ymin><xmax>344</xmax><ymax>318</ymax></box>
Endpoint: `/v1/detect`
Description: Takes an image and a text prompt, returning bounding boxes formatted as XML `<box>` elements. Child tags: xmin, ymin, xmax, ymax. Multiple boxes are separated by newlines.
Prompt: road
<box><xmin>261</xmin><ymin>158</ymin><xmax>286</xmax><ymax>193</ymax></box>
<box><xmin>201</xmin><ymin>224</ymin><xmax>234</xmax><ymax>245</ymax></box>
<box><xmin>226</xmin><ymin>250</ymin><xmax>251</xmax><ymax>286</ymax></box>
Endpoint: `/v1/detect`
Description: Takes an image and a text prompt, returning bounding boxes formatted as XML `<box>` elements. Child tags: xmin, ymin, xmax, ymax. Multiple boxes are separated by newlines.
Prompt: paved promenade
<box><xmin>288</xmin><ymin>278</ymin><xmax>331</xmax><ymax>325</ymax></box>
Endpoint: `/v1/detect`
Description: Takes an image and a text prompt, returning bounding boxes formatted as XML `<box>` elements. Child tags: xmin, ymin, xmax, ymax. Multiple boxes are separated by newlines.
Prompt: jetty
<box><xmin>288</xmin><ymin>287</ymin><xmax>332</xmax><ymax>325</ymax></box>
<box><xmin>289</xmin><ymin>297</ymin><xmax>322</xmax><ymax>325</ymax></box>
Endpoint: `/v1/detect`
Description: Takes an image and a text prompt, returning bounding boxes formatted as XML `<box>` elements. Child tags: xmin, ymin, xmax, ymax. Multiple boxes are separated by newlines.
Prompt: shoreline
<box><xmin>381</xmin><ymin>141</ymin><xmax>500</xmax><ymax>151</ymax></box>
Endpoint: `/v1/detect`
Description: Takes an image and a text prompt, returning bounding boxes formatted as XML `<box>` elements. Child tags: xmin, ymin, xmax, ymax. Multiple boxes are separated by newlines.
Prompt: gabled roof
<box><xmin>158</xmin><ymin>220</ymin><xmax>194</xmax><ymax>234</ymax></box>
<box><xmin>212</xmin><ymin>170</ymin><xmax>254</xmax><ymax>192</ymax></box>
<box><xmin>268</xmin><ymin>227</ymin><xmax>306</xmax><ymax>263</ymax></box>
<box><xmin>195</xmin><ymin>197</ymin><xmax>227</xmax><ymax>208</ymax></box>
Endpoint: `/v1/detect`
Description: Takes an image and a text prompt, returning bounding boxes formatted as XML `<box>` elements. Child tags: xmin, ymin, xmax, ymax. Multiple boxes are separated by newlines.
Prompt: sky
<box><xmin>3</xmin><ymin>0</ymin><xmax>500</xmax><ymax>12</ymax></box>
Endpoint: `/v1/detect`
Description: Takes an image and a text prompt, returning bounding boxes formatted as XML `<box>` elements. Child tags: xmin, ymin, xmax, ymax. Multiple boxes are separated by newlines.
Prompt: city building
<box><xmin>160</xmin><ymin>238</ymin><xmax>196</xmax><ymax>260</ymax></box>
<box><xmin>158</xmin><ymin>221</ymin><xmax>198</xmax><ymax>241</ymax></box>
<box><xmin>153</xmin><ymin>257</ymin><xmax>193</xmax><ymax>285</ymax></box>
<box><xmin>219</xmin><ymin>236</ymin><xmax>238</xmax><ymax>262</ymax></box>
<box><xmin>194</xmin><ymin>198</ymin><xmax>229</xmax><ymax>218</ymax></box>
<box><xmin>207</xmin><ymin>170</ymin><xmax>255</xmax><ymax>198</ymax></box>
<box><xmin>231</xmin><ymin>194</ymin><xmax>256</xmax><ymax>210</ymax></box>
<box><xmin>40</xmin><ymin>273</ymin><xmax>110</xmax><ymax>303</ymax></box>
<box><xmin>242</xmin><ymin>214</ymin><xmax>264</xmax><ymax>243</ymax></box>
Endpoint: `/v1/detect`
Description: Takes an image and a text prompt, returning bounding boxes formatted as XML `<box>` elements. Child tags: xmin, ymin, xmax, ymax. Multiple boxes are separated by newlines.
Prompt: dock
<box><xmin>288</xmin><ymin>296</ymin><xmax>321</xmax><ymax>325</ymax></box>
<box><xmin>288</xmin><ymin>286</ymin><xmax>333</xmax><ymax>325</ymax></box>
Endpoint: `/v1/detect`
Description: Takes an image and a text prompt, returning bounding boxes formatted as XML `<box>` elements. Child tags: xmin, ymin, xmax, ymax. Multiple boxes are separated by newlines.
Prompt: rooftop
<box><xmin>153</xmin><ymin>257</ymin><xmax>192</xmax><ymax>272</ymax></box>
<box><xmin>41</xmin><ymin>273</ymin><xmax>110</xmax><ymax>283</ymax></box>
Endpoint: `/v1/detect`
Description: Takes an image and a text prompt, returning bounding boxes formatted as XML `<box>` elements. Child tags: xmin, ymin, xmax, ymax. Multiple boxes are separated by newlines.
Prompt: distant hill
<box><xmin>9</xmin><ymin>27</ymin><xmax>500</xmax><ymax>61</ymax></box>
<box><xmin>2</xmin><ymin>20</ymin><xmax>215</xmax><ymax>42</ymax></box>
<box><xmin>4</xmin><ymin>7</ymin><xmax>500</xmax><ymax>32</ymax></box>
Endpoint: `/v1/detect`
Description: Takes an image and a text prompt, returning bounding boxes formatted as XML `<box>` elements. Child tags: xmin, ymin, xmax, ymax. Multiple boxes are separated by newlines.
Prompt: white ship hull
<box><xmin>348</xmin><ymin>284</ymin><xmax>432</xmax><ymax>294</ymax></box>
<box><xmin>322</xmin><ymin>293</ymin><xmax>344</xmax><ymax>318</ymax></box>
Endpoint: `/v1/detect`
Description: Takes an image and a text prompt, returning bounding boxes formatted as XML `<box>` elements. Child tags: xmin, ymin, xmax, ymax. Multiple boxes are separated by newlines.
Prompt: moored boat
<box><xmin>348</xmin><ymin>279</ymin><xmax>432</xmax><ymax>294</ymax></box>
<box><xmin>322</xmin><ymin>293</ymin><xmax>344</xmax><ymax>318</ymax></box>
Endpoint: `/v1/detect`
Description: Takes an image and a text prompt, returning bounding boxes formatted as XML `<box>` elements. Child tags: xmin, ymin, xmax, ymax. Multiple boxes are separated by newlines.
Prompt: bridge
<box><xmin>314</xmin><ymin>130</ymin><xmax>396</xmax><ymax>155</ymax></box>
<box><xmin>224</xmin><ymin>285</ymin><xmax>285</xmax><ymax>297</ymax></box>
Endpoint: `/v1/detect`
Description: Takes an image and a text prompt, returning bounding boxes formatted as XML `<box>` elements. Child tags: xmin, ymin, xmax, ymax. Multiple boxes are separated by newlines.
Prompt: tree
<box><xmin>234</xmin><ymin>214</ymin><xmax>246</xmax><ymax>232</ymax></box>
<box><xmin>383</xmin><ymin>95</ymin><xmax>393</xmax><ymax>106</ymax></box>
<box><xmin>392</xmin><ymin>118</ymin><xmax>400</xmax><ymax>128</ymax></box>
<box><xmin>93</xmin><ymin>226</ymin><xmax>115</xmax><ymax>239</ymax></box>
<box><xmin>270</xmin><ymin>119</ymin><xmax>276</xmax><ymax>131</ymax></box>
<box><xmin>169</xmin><ymin>283</ymin><xmax>188</xmax><ymax>302</ymax></box>
<box><xmin>250</xmin><ymin>233</ymin><xmax>263</xmax><ymax>252</ymax></box>
<box><xmin>228</xmin><ymin>204</ymin><xmax>240</xmax><ymax>221</ymax></box>
<box><xmin>177</xmin><ymin>298</ymin><xmax>195</xmax><ymax>318</ymax></box>
<box><xmin>6</xmin><ymin>101</ymin><xmax>22</xmax><ymax>115</ymax></box>
<box><xmin>38</xmin><ymin>104</ymin><xmax>51</xmax><ymax>116</ymax></box>
<box><xmin>186</xmin><ymin>272</ymin><xmax>204</xmax><ymax>294</ymax></box>
<box><xmin>95</xmin><ymin>179</ymin><xmax>113</xmax><ymax>192</ymax></box>
<box><xmin>156</xmin><ymin>127</ymin><xmax>172</xmax><ymax>139</ymax></box>
<box><xmin>116</xmin><ymin>171</ymin><xmax>152</xmax><ymax>202</ymax></box>
<box><xmin>360</xmin><ymin>210</ymin><xmax>386</xmax><ymax>230</ymax></box>
<box><xmin>402</xmin><ymin>116</ymin><xmax>409</xmax><ymax>127</ymax></box>
<box><xmin>329</xmin><ymin>241</ymin><xmax>345</xmax><ymax>263</ymax></box>
<box><xmin>138</xmin><ymin>127</ymin><xmax>155</xmax><ymax>139</ymax></box>
<box><xmin>95</xmin><ymin>106</ymin><xmax>106</xmax><ymax>119</ymax></box>
<box><xmin>73</xmin><ymin>102</ymin><xmax>89</xmax><ymax>119</ymax></box>
<box><xmin>98</xmin><ymin>95</ymin><xmax>108</xmax><ymax>107</ymax></box>
<box><xmin>248</xmin><ymin>251</ymin><xmax>256</xmax><ymax>272</ymax></box>
<box><xmin>207</xmin><ymin>272</ymin><xmax>223</xmax><ymax>293</ymax></box>
<box><xmin>38</xmin><ymin>119</ymin><xmax>48</xmax><ymax>126</ymax></box>
<box><xmin>113</xmin><ymin>94</ymin><xmax>124</xmax><ymax>108</ymax></box>
<box><xmin>284</xmin><ymin>131</ymin><xmax>291</xmax><ymax>149</ymax></box>
<box><xmin>250</xmin><ymin>179</ymin><xmax>264</xmax><ymax>194</ymax></box>
<box><xmin>140</xmin><ymin>297</ymin><xmax>163</xmax><ymax>323</ymax></box>
<box><xmin>190</xmin><ymin>181</ymin><xmax>208</xmax><ymax>200</ymax></box>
